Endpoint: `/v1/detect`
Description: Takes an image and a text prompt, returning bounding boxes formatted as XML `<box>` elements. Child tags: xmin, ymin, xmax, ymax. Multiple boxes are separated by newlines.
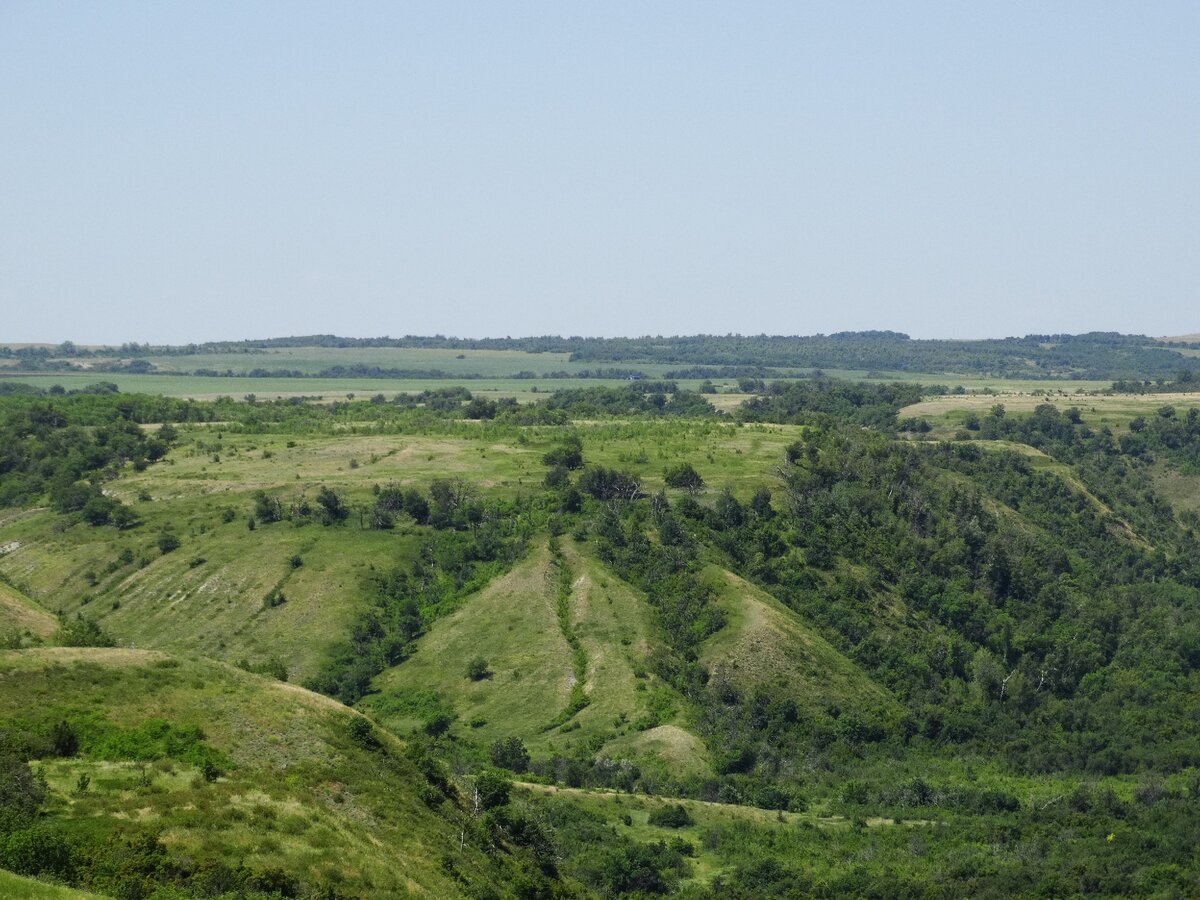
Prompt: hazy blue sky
<box><xmin>2</xmin><ymin>2</ymin><xmax>1197</xmax><ymax>343</ymax></box>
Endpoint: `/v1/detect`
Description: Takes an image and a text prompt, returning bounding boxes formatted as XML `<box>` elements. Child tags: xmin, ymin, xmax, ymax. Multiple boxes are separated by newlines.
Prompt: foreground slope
<box><xmin>0</xmin><ymin>871</ymin><xmax>102</xmax><ymax>899</ymax></box>
<box><xmin>0</xmin><ymin>648</ymin><xmax>525</xmax><ymax>897</ymax></box>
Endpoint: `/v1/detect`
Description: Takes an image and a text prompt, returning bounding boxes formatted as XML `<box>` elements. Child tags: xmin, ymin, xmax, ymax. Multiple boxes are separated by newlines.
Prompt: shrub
<box><xmin>56</xmin><ymin>616</ymin><xmax>115</xmax><ymax>648</ymax></box>
<box><xmin>647</xmin><ymin>803</ymin><xmax>693</xmax><ymax>828</ymax></box>
<box><xmin>663</xmin><ymin>462</ymin><xmax>704</xmax><ymax>493</ymax></box>
<box><xmin>490</xmin><ymin>736</ymin><xmax>530</xmax><ymax>773</ymax></box>
<box><xmin>50</xmin><ymin>721</ymin><xmax>78</xmax><ymax>757</ymax></box>
<box><xmin>423</xmin><ymin>713</ymin><xmax>454</xmax><ymax>738</ymax></box>
<box><xmin>475</xmin><ymin>769</ymin><xmax>512</xmax><ymax>810</ymax></box>
<box><xmin>466</xmin><ymin>656</ymin><xmax>492</xmax><ymax>681</ymax></box>
<box><xmin>346</xmin><ymin>716</ymin><xmax>379</xmax><ymax>749</ymax></box>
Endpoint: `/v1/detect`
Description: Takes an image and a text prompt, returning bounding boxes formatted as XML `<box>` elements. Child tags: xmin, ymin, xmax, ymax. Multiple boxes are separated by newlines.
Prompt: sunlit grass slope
<box><xmin>0</xmin><ymin>579</ymin><xmax>56</xmax><ymax>641</ymax></box>
<box><xmin>698</xmin><ymin>567</ymin><xmax>902</xmax><ymax>721</ymax></box>
<box><xmin>0</xmin><ymin>870</ymin><xmax>103</xmax><ymax>899</ymax></box>
<box><xmin>365</xmin><ymin>540</ymin><xmax>708</xmax><ymax>773</ymax></box>
<box><xmin>0</xmin><ymin>648</ymin><xmax>506</xmax><ymax>896</ymax></box>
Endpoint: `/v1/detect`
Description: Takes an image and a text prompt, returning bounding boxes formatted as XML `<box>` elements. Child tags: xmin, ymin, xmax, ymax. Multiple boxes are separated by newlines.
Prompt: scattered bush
<box><xmin>647</xmin><ymin>804</ymin><xmax>693</xmax><ymax>828</ymax></box>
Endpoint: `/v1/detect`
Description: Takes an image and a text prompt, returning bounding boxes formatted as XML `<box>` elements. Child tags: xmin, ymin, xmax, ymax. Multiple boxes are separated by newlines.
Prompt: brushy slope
<box><xmin>0</xmin><ymin>648</ymin><xmax>531</xmax><ymax>897</ymax></box>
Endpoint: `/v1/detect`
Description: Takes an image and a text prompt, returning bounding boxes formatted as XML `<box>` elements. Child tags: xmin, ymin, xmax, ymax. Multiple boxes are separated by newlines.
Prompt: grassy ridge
<box><xmin>698</xmin><ymin>567</ymin><xmax>901</xmax><ymax>722</ymax></box>
<box><xmin>0</xmin><ymin>648</ymin><xmax>518</xmax><ymax>896</ymax></box>
<box><xmin>0</xmin><ymin>579</ymin><xmax>56</xmax><ymax>641</ymax></box>
<box><xmin>0</xmin><ymin>421</ymin><xmax>803</xmax><ymax>682</ymax></box>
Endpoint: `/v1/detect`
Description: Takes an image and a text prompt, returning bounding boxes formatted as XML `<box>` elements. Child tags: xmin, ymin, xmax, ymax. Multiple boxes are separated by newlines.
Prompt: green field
<box><xmin>0</xmin><ymin>871</ymin><xmax>103</xmax><ymax>899</ymax></box>
<box><xmin>901</xmin><ymin>389</ymin><xmax>1200</xmax><ymax>435</ymax></box>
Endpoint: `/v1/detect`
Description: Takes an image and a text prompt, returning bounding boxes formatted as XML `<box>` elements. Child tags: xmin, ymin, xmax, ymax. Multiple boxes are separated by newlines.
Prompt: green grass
<box><xmin>3</xmin><ymin>371</ymin><xmax>722</xmax><ymax>401</ymax></box>
<box><xmin>0</xmin><ymin>578</ymin><xmax>57</xmax><ymax>642</ymax></box>
<box><xmin>367</xmin><ymin>543</ymin><xmax>580</xmax><ymax>748</ymax></box>
<box><xmin>0</xmin><ymin>647</ymin><xmax>510</xmax><ymax>896</ymax></box>
<box><xmin>0</xmin><ymin>871</ymin><xmax>103</xmax><ymax>899</ymax></box>
<box><xmin>901</xmin><ymin>390</ymin><xmax>1200</xmax><ymax>435</ymax></box>
<box><xmin>580</xmin><ymin>421</ymin><xmax>803</xmax><ymax>499</ymax></box>
<box><xmin>697</xmin><ymin>567</ymin><xmax>901</xmax><ymax>722</ymax></box>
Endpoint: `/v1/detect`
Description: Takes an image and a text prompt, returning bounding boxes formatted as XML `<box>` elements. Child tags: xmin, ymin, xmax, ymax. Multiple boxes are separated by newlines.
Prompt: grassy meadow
<box><xmin>901</xmin><ymin>389</ymin><xmax>1200</xmax><ymax>435</ymax></box>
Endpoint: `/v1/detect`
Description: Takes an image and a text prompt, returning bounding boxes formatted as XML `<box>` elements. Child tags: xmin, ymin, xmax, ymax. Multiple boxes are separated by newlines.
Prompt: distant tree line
<box><xmin>14</xmin><ymin>331</ymin><xmax>1200</xmax><ymax>380</ymax></box>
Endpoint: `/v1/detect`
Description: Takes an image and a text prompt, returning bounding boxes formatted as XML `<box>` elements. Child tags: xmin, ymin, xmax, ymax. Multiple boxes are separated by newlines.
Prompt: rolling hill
<box><xmin>0</xmin><ymin>647</ymin><xmax>553</xmax><ymax>897</ymax></box>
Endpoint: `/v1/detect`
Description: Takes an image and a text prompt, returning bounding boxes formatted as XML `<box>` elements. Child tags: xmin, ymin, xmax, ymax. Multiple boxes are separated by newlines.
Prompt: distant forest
<box><xmin>5</xmin><ymin>331</ymin><xmax>1200</xmax><ymax>380</ymax></box>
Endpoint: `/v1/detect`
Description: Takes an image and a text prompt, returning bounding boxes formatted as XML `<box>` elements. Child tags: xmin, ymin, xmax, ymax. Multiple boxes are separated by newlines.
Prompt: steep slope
<box><xmin>562</xmin><ymin>544</ymin><xmax>710</xmax><ymax>776</ymax></box>
<box><xmin>0</xmin><ymin>579</ymin><xmax>56</xmax><ymax>641</ymax></box>
<box><xmin>698</xmin><ymin>567</ymin><xmax>901</xmax><ymax>721</ymax></box>
<box><xmin>366</xmin><ymin>541</ymin><xmax>706</xmax><ymax>773</ymax></box>
<box><xmin>367</xmin><ymin>543</ymin><xmax>576</xmax><ymax>744</ymax></box>
<box><xmin>0</xmin><ymin>648</ymin><xmax>525</xmax><ymax>897</ymax></box>
<box><xmin>0</xmin><ymin>506</ymin><xmax>413</xmax><ymax>683</ymax></box>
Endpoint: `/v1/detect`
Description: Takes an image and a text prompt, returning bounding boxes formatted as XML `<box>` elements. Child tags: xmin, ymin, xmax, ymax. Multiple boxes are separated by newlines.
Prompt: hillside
<box><xmin>698</xmin><ymin>567</ymin><xmax>900</xmax><ymax>722</ymax></box>
<box><xmin>0</xmin><ymin>579</ymin><xmax>56</xmax><ymax>643</ymax></box>
<box><xmin>0</xmin><ymin>648</ymin><xmax>557</xmax><ymax>897</ymax></box>
<box><xmin>0</xmin><ymin>871</ymin><xmax>103</xmax><ymax>899</ymax></box>
<box><xmin>2</xmin><ymin>381</ymin><xmax>1200</xmax><ymax>895</ymax></box>
<box><xmin>366</xmin><ymin>541</ymin><xmax>704</xmax><ymax>776</ymax></box>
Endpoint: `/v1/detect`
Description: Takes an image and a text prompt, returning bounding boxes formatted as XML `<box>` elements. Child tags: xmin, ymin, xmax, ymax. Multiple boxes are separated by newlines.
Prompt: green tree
<box><xmin>664</xmin><ymin>462</ymin><xmax>704</xmax><ymax>493</ymax></box>
<box><xmin>489</xmin><ymin>736</ymin><xmax>530</xmax><ymax>772</ymax></box>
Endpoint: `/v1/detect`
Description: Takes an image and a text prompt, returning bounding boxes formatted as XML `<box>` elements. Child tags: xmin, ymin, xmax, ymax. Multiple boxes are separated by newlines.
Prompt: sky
<box><xmin>2</xmin><ymin>2</ymin><xmax>1198</xmax><ymax>344</ymax></box>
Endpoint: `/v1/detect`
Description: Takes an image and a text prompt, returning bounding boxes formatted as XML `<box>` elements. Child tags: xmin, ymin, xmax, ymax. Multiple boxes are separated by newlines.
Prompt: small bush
<box><xmin>423</xmin><ymin>713</ymin><xmax>454</xmax><ymax>738</ymax></box>
<box><xmin>648</xmin><ymin>804</ymin><xmax>693</xmax><ymax>828</ymax></box>
<box><xmin>466</xmin><ymin>656</ymin><xmax>492</xmax><ymax>681</ymax></box>
<box><xmin>50</xmin><ymin>721</ymin><xmax>78</xmax><ymax>757</ymax></box>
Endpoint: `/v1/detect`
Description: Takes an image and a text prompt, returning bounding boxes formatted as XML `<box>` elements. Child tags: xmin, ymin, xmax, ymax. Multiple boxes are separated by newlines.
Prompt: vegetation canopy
<box><xmin>1</xmin><ymin>334</ymin><xmax>1199</xmax><ymax>897</ymax></box>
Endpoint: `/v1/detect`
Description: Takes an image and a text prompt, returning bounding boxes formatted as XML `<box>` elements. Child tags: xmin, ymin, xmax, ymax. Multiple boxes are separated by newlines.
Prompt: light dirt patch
<box><xmin>902</xmin><ymin>391</ymin><xmax>1200</xmax><ymax>421</ymax></box>
<box><xmin>705</xmin><ymin>393</ymin><xmax>755</xmax><ymax>413</ymax></box>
